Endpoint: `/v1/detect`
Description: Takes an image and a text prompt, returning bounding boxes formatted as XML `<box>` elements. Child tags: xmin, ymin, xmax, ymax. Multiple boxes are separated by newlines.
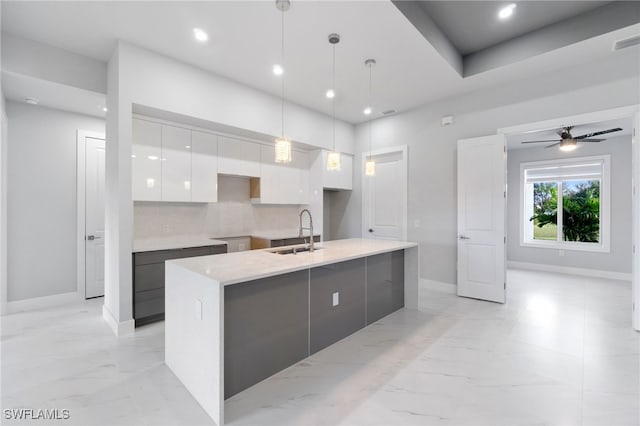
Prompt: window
<box><xmin>520</xmin><ymin>155</ymin><xmax>610</xmax><ymax>252</ymax></box>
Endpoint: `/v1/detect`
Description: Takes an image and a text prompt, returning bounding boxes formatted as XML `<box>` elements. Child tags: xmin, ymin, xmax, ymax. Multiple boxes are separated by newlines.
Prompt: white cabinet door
<box><xmin>293</xmin><ymin>151</ymin><xmax>310</xmax><ymax>204</ymax></box>
<box><xmin>322</xmin><ymin>150</ymin><xmax>353</xmax><ymax>190</ymax></box>
<box><xmin>161</xmin><ymin>125</ymin><xmax>192</xmax><ymax>202</ymax></box>
<box><xmin>132</xmin><ymin>118</ymin><xmax>162</xmax><ymax>201</ymax></box>
<box><xmin>259</xmin><ymin>146</ymin><xmax>309</xmax><ymax>204</ymax></box>
<box><xmin>191</xmin><ymin>131</ymin><xmax>218</xmax><ymax>203</ymax></box>
<box><xmin>218</xmin><ymin>136</ymin><xmax>261</xmax><ymax>177</ymax></box>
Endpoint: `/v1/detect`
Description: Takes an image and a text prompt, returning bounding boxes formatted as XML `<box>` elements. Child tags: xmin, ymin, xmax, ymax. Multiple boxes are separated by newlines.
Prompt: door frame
<box><xmin>76</xmin><ymin>129</ymin><xmax>106</xmax><ymax>298</ymax></box>
<box><xmin>498</xmin><ymin>104</ymin><xmax>640</xmax><ymax>331</ymax></box>
<box><xmin>361</xmin><ymin>145</ymin><xmax>408</xmax><ymax>241</ymax></box>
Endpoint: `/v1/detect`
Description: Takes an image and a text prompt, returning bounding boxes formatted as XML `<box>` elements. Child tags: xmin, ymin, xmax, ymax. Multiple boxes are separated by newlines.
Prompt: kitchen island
<box><xmin>165</xmin><ymin>238</ymin><xmax>419</xmax><ymax>426</ymax></box>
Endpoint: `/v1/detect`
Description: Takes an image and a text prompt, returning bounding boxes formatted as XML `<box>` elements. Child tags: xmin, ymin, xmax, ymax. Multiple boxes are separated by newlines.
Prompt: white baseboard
<box><xmin>507</xmin><ymin>261</ymin><xmax>632</xmax><ymax>281</ymax></box>
<box><xmin>5</xmin><ymin>291</ymin><xmax>82</xmax><ymax>314</ymax></box>
<box><xmin>102</xmin><ymin>305</ymin><xmax>135</xmax><ymax>336</ymax></box>
<box><xmin>420</xmin><ymin>278</ymin><xmax>456</xmax><ymax>294</ymax></box>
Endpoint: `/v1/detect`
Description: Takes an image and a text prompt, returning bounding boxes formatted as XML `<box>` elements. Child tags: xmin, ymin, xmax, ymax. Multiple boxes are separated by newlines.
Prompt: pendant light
<box><xmin>326</xmin><ymin>33</ymin><xmax>341</xmax><ymax>171</ymax></box>
<box><xmin>274</xmin><ymin>0</ymin><xmax>292</xmax><ymax>163</ymax></box>
<box><xmin>364</xmin><ymin>59</ymin><xmax>376</xmax><ymax>176</ymax></box>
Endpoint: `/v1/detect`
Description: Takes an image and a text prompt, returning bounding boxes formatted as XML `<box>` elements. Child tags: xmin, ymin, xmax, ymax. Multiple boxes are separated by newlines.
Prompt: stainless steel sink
<box><xmin>269</xmin><ymin>246</ymin><xmax>321</xmax><ymax>255</ymax></box>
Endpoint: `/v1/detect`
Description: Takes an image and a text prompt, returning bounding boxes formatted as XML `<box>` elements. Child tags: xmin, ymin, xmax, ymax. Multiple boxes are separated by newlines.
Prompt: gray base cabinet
<box><xmin>366</xmin><ymin>251</ymin><xmax>405</xmax><ymax>325</ymax></box>
<box><xmin>222</xmin><ymin>250</ymin><xmax>405</xmax><ymax>400</ymax></box>
<box><xmin>310</xmin><ymin>258</ymin><xmax>366</xmax><ymax>354</ymax></box>
<box><xmin>133</xmin><ymin>245</ymin><xmax>227</xmax><ymax>326</ymax></box>
<box><xmin>224</xmin><ymin>270</ymin><xmax>309</xmax><ymax>399</ymax></box>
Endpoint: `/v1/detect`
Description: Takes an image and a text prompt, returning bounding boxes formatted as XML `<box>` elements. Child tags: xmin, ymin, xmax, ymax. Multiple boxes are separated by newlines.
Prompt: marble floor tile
<box><xmin>2</xmin><ymin>269</ymin><xmax>639</xmax><ymax>425</ymax></box>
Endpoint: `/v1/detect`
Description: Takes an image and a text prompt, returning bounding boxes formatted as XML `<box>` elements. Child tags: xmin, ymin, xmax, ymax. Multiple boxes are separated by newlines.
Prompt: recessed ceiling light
<box><xmin>363</xmin><ymin>107</ymin><xmax>372</xmax><ymax>115</ymax></box>
<box><xmin>325</xmin><ymin>89</ymin><xmax>335</xmax><ymax>99</ymax></box>
<box><xmin>25</xmin><ymin>97</ymin><xmax>39</xmax><ymax>105</ymax></box>
<box><xmin>193</xmin><ymin>28</ymin><xmax>208</xmax><ymax>42</ymax></box>
<box><xmin>272</xmin><ymin>64</ymin><xmax>284</xmax><ymax>76</ymax></box>
<box><xmin>498</xmin><ymin>3</ymin><xmax>516</xmax><ymax>20</ymax></box>
<box><xmin>102</xmin><ymin>107</ymin><xmax>108</xmax><ymax>112</ymax></box>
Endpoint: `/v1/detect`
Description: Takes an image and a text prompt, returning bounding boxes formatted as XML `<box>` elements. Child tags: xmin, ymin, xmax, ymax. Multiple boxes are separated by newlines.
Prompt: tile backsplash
<box><xmin>134</xmin><ymin>175</ymin><xmax>301</xmax><ymax>239</ymax></box>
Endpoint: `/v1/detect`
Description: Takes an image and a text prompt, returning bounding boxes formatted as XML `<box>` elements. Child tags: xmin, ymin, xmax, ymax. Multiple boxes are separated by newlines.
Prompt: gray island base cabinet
<box><xmin>165</xmin><ymin>238</ymin><xmax>419</xmax><ymax>425</ymax></box>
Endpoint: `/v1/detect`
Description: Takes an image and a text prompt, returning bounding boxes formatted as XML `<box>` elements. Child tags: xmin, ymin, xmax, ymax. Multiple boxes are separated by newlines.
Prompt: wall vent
<box><xmin>613</xmin><ymin>35</ymin><xmax>640</xmax><ymax>51</ymax></box>
<box><xmin>382</xmin><ymin>109</ymin><xmax>396</xmax><ymax>115</ymax></box>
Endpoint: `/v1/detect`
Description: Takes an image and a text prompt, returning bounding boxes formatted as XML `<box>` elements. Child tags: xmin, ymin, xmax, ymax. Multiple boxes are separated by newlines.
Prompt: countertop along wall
<box><xmin>342</xmin><ymin>50</ymin><xmax>639</xmax><ymax>287</ymax></box>
<box><xmin>507</xmin><ymin>136</ymin><xmax>632</xmax><ymax>274</ymax></box>
<box><xmin>6</xmin><ymin>101</ymin><xmax>105</xmax><ymax>301</ymax></box>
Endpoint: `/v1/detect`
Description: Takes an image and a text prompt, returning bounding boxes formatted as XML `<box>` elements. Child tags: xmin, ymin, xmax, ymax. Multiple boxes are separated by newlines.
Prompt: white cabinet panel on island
<box><xmin>161</xmin><ymin>125</ymin><xmax>192</xmax><ymax>202</ymax></box>
<box><xmin>191</xmin><ymin>131</ymin><xmax>218</xmax><ymax>203</ymax></box>
<box><xmin>132</xmin><ymin>118</ymin><xmax>162</xmax><ymax>201</ymax></box>
<box><xmin>322</xmin><ymin>150</ymin><xmax>352</xmax><ymax>190</ymax></box>
<box><xmin>217</xmin><ymin>136</ymin><xmax>261</xmax><ymax>177</ymax></box>
<box><xmin>258</xmin><ymin>146</ymin><xmax>309</xmax><ymax>205</ymax></box>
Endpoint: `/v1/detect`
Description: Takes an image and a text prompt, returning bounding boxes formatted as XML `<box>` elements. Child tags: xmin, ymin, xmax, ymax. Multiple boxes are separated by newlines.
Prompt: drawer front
<box><xmin>134</xmin><ymin>288</ymin><xmax>165</xmax><ymax>319</ymax></box>
<box><xmin>134</xmin><ymin>246</ymin><xmax>218</xmax><ymax>265</ymax></box>
<box><xmin>134</xmin><ymin>263</ymin><xmax>165</xmax><ymax>292</ymax></box>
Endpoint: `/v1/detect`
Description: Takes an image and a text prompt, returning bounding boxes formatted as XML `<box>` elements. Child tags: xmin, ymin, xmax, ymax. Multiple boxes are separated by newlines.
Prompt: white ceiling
<box><xmin>2</xmin><ymin>1</ymin><xmax>639</xmax><ymax>123</ymax></box>
<box><xmin>507</xmin><ymin>117</ymin><xmax>632</xmax><ymax>150</ymax></box>
<box><xmin>418</xmin><ymin>1</ymin><xmax>612</xmax><ymax>55</ymax></box>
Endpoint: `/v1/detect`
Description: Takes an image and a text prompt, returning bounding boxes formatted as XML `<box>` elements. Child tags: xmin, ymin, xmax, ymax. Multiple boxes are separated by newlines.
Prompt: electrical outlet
<box><xmin>332</xmin><ymin>292</ymin><xmax>339</xmax><ymax>307</ymax></box>
<box><xmin>559</xmin><ymin>250</ymin><xmax>565</xmax><ymax>257</ymax></box>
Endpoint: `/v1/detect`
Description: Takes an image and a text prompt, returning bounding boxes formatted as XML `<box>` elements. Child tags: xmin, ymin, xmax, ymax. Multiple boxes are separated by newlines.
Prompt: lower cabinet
<box><xmin>133</xmin><ymin>244</ymin><xmax>227</xmax><ymax>326</ymax></box>
<box><xmin>309</xmin><ymin>258</ymin><xmax>365</xmax><ymax>354</ymax></box>
<box><xmin>222</xmin><ymin>250</ymin><xmax>405</xmax><ymax>399</ymax></box>
<box><xmin>366</xmin><ymin>251</ymin><xmax>405</xmax><ymax>325</ymax></box>
<box><xmin>224</xmin><ymin>270</ymin><xmax>309</xmax><ymax>399</ymax></box>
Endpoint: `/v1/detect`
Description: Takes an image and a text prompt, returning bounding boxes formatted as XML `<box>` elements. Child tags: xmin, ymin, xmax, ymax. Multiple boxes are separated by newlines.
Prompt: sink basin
<box><xmin>269</xmin><ymin>246</ymin><xmax>321</xmax><ymax>255</ymax></box>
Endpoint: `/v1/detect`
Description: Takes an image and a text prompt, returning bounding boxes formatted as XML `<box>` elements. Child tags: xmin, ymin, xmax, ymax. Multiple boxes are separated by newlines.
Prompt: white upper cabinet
<box><xmin>258</xmin><ymin>146</ymin><xmax>309</xmax><ymax>205</ymax></box>
<box><xmin>191</xmin><ymin>131</ymin><xmax>218</xmax><ymax>203</ymax></box>
<box><xmin>161</xmin><ymin>125</ymin><xmax>192</xmax><ymax>202</ymax></box>
<box><xmin>132</xmin><ymin>118</ymin><xmax>162</xmax><ymax>201</ymax></box>
<box><xmin>218</xmin><ymin>136</ymin><xmax>261</xmax><ymax>177</ymax></box>
<box><xmin>322</xmin><ymin>150</ymin><xmax>353</xmax><ymax>190</ymax></box>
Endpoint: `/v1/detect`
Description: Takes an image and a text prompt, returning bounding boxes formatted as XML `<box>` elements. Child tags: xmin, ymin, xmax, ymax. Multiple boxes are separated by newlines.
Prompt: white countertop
<box><xmin>249</xmin><ymin>229</ymin><xmax>320</xmax><ymax>240</ymax></box>
<box><xmin>133</xmin><ymin>236</ymin><xmax>228</xmax><ymax>253</ymax></box>
<box><xmin>168</xmin><ymin>238</ymin><xmax>418</xmax><ymax>286</ymax></box>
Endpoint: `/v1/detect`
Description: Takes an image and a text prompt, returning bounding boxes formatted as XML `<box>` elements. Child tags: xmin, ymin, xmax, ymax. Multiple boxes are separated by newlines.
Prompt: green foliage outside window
<box><xmin>530</xmin><ymin>180</ymin><xmax>600</xmax><ymax>243</ymax></box>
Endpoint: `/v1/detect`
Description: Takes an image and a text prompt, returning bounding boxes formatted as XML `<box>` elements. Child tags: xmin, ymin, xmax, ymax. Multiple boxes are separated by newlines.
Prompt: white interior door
<box><xmin>633</xmin><ymin>112</ymin><xmax>640</xmax><ymax>331</ymax></box>
<box><xmin>457</xmin><ymin>135</ymin><xmax>506</xmax><ymax>303</ymax></box>
<box><xmin>85</xmin><ymin>136</ymin><xmax>106</xmax><ymax>298</ymax></box>
<box><xmin>362</xmin><ymin>147</ymin><xmax>407</xmax><ymax>240</ymax></box>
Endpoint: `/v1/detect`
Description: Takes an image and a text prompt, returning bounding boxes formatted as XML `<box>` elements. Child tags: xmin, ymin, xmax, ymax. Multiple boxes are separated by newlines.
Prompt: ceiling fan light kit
<box><xmin>520</xmin><ymin>126</ymin><xmax>622</xmax><ymax>151</ymax></box>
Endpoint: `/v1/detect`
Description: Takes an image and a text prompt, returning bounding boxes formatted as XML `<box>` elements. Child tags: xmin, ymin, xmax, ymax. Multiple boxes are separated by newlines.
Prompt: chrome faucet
<box><xmin>298</xmin><ymin>209</ymin><xmax>315</xmax><ymax>252</ymax></box>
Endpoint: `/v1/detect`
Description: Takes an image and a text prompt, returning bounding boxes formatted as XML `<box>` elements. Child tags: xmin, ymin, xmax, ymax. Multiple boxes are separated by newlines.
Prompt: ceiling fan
<box><xmin>521</xmin><ymin>126</ymin><xmax>622</xmax><ymax>151</ymax></box>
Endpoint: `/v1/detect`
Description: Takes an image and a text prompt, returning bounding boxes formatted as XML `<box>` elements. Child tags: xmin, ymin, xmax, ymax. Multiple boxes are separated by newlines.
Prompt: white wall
<box><xmin>346</xmin><ymin>52</ymin><xmax>640</xmax><ymax>286</ymax></box>
<box><xmin>1</xmin><ymin>94</ymin><xmax>8</xmax><ymax>313</ymax></box>
<box><xmin>104</xmin><ymin>42</ymin><xmax>356</xmax><ymax>331</ymax></box>
<box><xmin>134</xmin><ymin>176</ymin><xmax>301</xmax><ymax>239</ymax></box>
<box><xmin>6</xmin><ymin>101</ymin><xmax>104</xmax><ymax>301</ymax></box>
<box><xmin>507</xmin><ymin>136</ymin><xmax>632</xmax><ymax>274</ymax></box>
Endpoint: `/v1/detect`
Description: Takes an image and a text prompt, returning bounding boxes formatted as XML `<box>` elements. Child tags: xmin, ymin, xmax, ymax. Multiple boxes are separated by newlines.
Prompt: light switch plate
<box><xmin>332</xmin><ymin>292</ymin><xmax>339</xmax><ymax>307</ymax></box>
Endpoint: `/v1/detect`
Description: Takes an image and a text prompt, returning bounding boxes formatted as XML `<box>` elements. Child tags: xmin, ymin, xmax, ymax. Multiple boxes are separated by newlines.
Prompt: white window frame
<box><xmin>519</xmin><ymin>155</ymin><xmax>611</xmax><ymax>253</ymax></box>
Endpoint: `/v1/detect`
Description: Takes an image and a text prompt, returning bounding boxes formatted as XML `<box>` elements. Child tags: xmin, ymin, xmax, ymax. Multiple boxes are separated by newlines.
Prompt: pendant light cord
<box><xmin>332</xmin><ymin>43</ymin><xmax>336</xmax><ymax>152</ymax></box>
<box><xmin>368</xmin><ymin>63</ymin><xmax>372</xmax><ymax>161</ymax></box>
<box><xmin>281</xmin><ymin>7</ymin><xmax>285</xmax><ymax>140</ymax></box>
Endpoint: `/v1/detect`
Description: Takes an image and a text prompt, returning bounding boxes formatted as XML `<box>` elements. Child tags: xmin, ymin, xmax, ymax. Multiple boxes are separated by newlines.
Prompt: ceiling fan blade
<box><xmin>579</xmin><ymin>138</ymin><xmax>604</xmax><ymax>142</ymax></box>
<box><xmin>520</xmin><ymin>139</ymin><xmax>561</xmax><ymax>144</ymax></box>
<box><xmin>574</xmin><ymin>127</ymin><xmax>622</xmax><ymax>139</ymax></box>
<box><xmin>544</xmin><ymin>142</ymin><xmax>561</xmax><ymax>148</ymax></box>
